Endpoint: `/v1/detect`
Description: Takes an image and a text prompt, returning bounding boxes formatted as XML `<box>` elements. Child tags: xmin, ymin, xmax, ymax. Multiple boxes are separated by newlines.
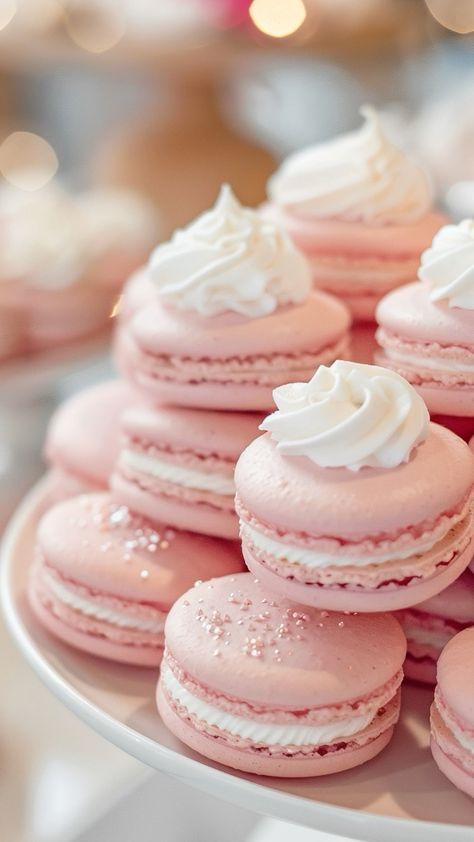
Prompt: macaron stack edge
<box><xmin>24</xmin><ymin>123</ymin><xmax>474</xmax><ymax>794</ymax></box>
<box><xmin>30</xmin><ymin>182</ymin><xmax>352</xmax><ymax>670</ymax></box>
<box><xmin>262</xmin><ymin>105</ymin><xmax>446</xmax><ymax>366</ymax></box>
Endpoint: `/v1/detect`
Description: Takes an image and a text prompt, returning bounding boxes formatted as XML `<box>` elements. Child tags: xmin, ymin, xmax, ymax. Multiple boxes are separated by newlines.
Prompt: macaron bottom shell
<box><xmin>431</xmin><ymin>740</ymin><xmax>474</xmax><ymax>799</ymax></box>
<box><xmin>111</xmin><ymin>471</ymin><xmax>239</xmax><ymax>541</ymax></box>
<box><xmin>156</xmin><ymin>680</ymin><xmax>398</xmax><ymax>778</ymax></box>
<box><xmin>29</xmin><ymin>564</ymin><xmax>164</xmax><ymax>668</ymax></box>
<box><xmin>127</xmin><ymin>337</ymin><xmax>348</xmax><ymax>412</ymax></box>
<box><xmin>242</xmin><ymin>537</ymin><xmax>474</xmax><ymax>613</ymax></box>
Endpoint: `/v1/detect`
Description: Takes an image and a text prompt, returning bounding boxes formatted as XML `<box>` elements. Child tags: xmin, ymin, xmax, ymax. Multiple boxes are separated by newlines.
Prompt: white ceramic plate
<box><xmin>2</xmin><ymin>481</ymin><xmax>473</xmax><ymax>842</ymax></box>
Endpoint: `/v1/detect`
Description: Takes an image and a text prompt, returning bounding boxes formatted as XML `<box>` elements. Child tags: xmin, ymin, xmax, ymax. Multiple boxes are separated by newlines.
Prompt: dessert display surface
<box><xmin>2</xmin><ymin>479</ymin><xmax>473</xmax><ymax>842</ymax></box>
<box><xmin>2</xmin><ymin>104</ymin><xmax>474</xmax><ymax>838</ymax></box>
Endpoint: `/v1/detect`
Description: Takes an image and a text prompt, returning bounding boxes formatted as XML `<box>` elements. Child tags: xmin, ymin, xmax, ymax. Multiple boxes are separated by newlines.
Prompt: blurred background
<box><xmin>0</xmin><ymin>2</ymin><xmax>473</xmax><ymax>840</ymax></box>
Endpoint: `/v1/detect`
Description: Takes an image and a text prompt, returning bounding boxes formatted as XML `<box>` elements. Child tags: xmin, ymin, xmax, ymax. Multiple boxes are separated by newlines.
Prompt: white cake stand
<box><xmin>2</xmin><ymin>481</ymin><xmax>473</xmax><ymax>842</ymax></box>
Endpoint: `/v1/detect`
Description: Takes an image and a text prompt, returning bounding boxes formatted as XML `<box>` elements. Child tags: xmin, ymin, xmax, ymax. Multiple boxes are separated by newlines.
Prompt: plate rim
<box><xmin>1</xmin><ymin>479</ymin><xmax>472</xmax><ymax>842</ymax></box>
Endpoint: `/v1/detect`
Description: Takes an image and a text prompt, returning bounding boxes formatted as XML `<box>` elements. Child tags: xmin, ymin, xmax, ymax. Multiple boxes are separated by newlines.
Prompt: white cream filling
<box><xmin>437</xmin><ymin>702</ymin><xmax>474</xmax><ymax>754</ymax></box>
<box><xmin>402</xmin><ymin>623</ymin><xmax>453</xmax><ymax>650</ymax></box>
<box><xmin>120</xmin><ymin>448</ymin><xmax>235</xmax><ymax>496</ymax></box>
<box><xmin>241</xmin><ymin>522</ymin><xmax>438</xmax><ymax>568</ymax></box>
<box><xmin>385</xmin><ymin>347</ymin><xmax>474</xmax><ymax>374</ymax></box>
<box><xmin>43</xmin><ymin>569</ymin><xmax>165</xmax><ymax>633</ymax></box>
<box><xmin>161</xmin><ymin>664</ymin><xmax>375</xmax><ymax>746</ymax></box>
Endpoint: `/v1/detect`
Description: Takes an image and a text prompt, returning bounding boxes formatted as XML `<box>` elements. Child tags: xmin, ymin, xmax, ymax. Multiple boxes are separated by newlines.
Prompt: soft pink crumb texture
<box><xmin>29</xmin><ymin>492</ymin><xmax>243</xmax><ymax>666</ymax></box>
<box><xmin>45</xmin><ymin>379</ymin><xmax>136</xmax><ymax>492</ymax></box>
<box><xmin>430</xmin><ymin>628</ymin><xmax>474</xmax><ymax>796</ymax></box>
<box><xmin>157</xmin><ymin>574</ymin><xmax>405</xmax><ymax>776</ymax></box>
<box><xmin>396</xmin><ymin>570</ymin><xmax>474</xmax><ymax>685</ymax></box>
<box><xmin>111</xmin><ymin>405</ymin><xmax>262</xmax><ymax>540</ymax></box>
<box><xmin>376</xmin><ymin>282</ymin><xmax>474</xmax><ymax>417</ymax></box>
<box><xmin>122</xmin><ymin>292</ymin><xmax>351</xmax><ymax>410</ymax></box>
<box><xmin>235</xmin><ymin>426</ymin><xmax>474</xmax><ymax>612</ymax></box>
<box><xmin>261</xmin><ymin>205</ymin><xmax>444</xmax><ymax>322</ymax></box>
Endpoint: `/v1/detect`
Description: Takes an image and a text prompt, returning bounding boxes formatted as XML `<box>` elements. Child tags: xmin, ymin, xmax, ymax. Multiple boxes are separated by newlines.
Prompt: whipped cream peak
<box><xmin>268</xmin><ymin>106</ymin><xmax>432</xmax><ymax>226</ymax></box>
<box><xmin>418</xmin><ymin>218</ymin><xmax>474</xmax><ymax>310</ymax></box>
<box><xmin>148</xmin><ymin>183</ymin><xmax>312</xmax><ymax>318</ymax></box>
<box><xmin>260</xmin><ymin>360</ymin><xmax>430</xmax><ymax>471</ymax></box>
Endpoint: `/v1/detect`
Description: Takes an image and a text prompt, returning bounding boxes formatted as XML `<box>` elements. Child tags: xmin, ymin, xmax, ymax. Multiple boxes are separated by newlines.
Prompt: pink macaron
<box><xmin>29</xmin><ymin>493</ymin><xmax>243</xmax><ymax>667</ymax></box>
<box><xmin>264</xmin><ymin>107</ymin><xmax>444</xmax><ymax>322</ymax></box>
<box><xmin>111</xmin><ymin>404</ymin><xmax>261</xmax><ymax>540</ymax></box>
<box><xmin>431</xmin><ymin>627</ymin><xmax>474</xmax><ymax>798</ymax></box>
<box><xmin>376</xmin><ymin>283</ymin><xmax>474</xmax><ymax>420</ymax></box>
<box><xmin>397</xmin><ymin>569</ymin><xmax>474</xmax><ymax>685</ymax></box>
<box><xmin>118</xmin><ymin>185</ymin><xmax>351</xmax><ymax>411</ymax></box>
<box><xmin>0</xmin><ymin>181</ymin><xmax>158</xmax><ymax>356</ymax></box>
<box><xmin>157</xmin><ymin>572</ymin><xmax>406</xmax><ymax>777</ymax></box>
<box><xmin>235</xmin><ymin>361</ymin><xmax>474</xmax><ymax>612</ymax></box>
<box><xmin>45</xmin><ymin>380</ymin><xmax>135</xmax><ymax>500</ymax></box>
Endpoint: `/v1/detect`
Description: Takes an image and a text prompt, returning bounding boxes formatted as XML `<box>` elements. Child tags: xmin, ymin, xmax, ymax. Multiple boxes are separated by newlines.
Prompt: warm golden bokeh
<box><xmin>249</xmin><ymin>0</ymin><xmax>307</xmax><ymax>38</ymax></box>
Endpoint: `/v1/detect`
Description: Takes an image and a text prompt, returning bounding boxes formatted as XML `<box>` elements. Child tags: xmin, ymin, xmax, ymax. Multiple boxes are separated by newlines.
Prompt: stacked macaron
<box><xmin>0</xmin><ymin>179</ymin><xmax>158</xmax><ymax>362</ymax></box>
<box><xmin>44</xmin><ymin>379</ymin><xmax>136</xmax><ymax>501</ymax></box>
<box><xmin>31</xmin><ymin>183</ymin><xmax>352</xmax><ymax>671</ymax></box>
<box><xmin>112</xmin><ymin>183</ymin><xmax>351</xmax><ymax>540</ymax></box>
<box><xmin>29</xmin><ymin>493</ymin><xmax>243</xmax><ymax>666</ymax></box>
<box><xmin>396</xmin><ymin>570</ymin><xmax>474</xmax><ymax>685</ymax></box>
<box><xmin>263</xmin><ymin>106</ymin><xmax>445</xmax><ymax>366</ymax></box>
<box><xmin>157</xmin><ymin>358</ymin><xmax>473</xmax><ymax>780</ymax></box>
<box><xmin>376</xmin><ymin>218</ymin><xmax>474</xmax><ymax>441</ymax></box>
<box><xmin>430</xmin><ymin>628</ymin><xmax>474</xmax><ymax>797</ymax></box>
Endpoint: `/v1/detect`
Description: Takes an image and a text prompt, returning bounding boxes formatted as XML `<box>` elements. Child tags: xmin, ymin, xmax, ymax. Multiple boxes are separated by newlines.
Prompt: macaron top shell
<box><xmin>165</xmin><ymin>573</ymin><xmax>406</xmax><ymax>709</ymax></box>
<box><xmin>262</xmin><ymin>203</ymin><xmax>445</xmax><ymax>256</ymax></box>
<box><xmin>376</xmin><ymin>282</ymin><xmax>474</xmax><ymax>346</ymax></box>
<box><xmin>437</xmin><ymin>627</ymin><xmax>474</xmax><ymax>729</ymax></box>
<box><xmin>37</xmin><ymin>493</ymin><xmax>242</xmax><ymax>605</ymax></box>
<box><xmin>414</xmin><ymin>570</ymin><xmax>474</xmax><ymax>623</ymax></box>
<box><xmin>121</xmin><ymin>404</ymin><xmax>262</xmax><ymax>458</ymax></box>
<box><xmin>45</xmin><ymin>380</ymin><xmax>135</xmax><ymax>485</ymax></box>
<box><xmin>235</xmin><ymin>424</ymin><xmax>474</xmax><ymax>542</ymax></box>
<box><xmin>131</xmin><ymin>291</ymin><xmax>350</xmax><ymax>359</ymax></box>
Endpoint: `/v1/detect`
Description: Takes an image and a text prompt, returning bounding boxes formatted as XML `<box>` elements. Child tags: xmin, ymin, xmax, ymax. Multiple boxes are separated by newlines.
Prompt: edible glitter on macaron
<box><xmin>28</xmin><ymin>493</ymin><xmax>243</xmax><ymax>667</ymax></box>
<box><xmin>157</xmin><ymin>573</ymin><xmax>406</xmax><ymax>777</ymax></box>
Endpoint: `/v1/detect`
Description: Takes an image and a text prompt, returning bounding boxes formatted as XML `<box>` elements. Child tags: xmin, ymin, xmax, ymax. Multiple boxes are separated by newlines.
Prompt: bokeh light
<box><xmin>63</xmin><ymin>2</ymin><xmax>125</xmax><ymax>53</ymax></box>
<box><xmin>249</xmin><ymin>0</ymin><xmax>307</xmax><ymax>38</ymax></box>
<box><xmin>0</xmin><ymin>0</ymin><xmax>16</xmax><ymax>31</ymax></box>
<box><xmin>0</xmin><ymin>132</ymin><xmax>58</xmax><ymax>190</ymax></box>
<box><xmin>425</xmin><ymin>0</ymin><xmax>474</xmax><ymax>33</ymax></box>
<box><xmin>14</xmin><ymin>0</ymin><xmax>63</xmax><ymax>31</ymax></box>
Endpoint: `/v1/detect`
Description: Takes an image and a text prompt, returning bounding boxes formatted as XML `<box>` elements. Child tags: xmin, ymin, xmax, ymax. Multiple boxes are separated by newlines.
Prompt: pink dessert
<box><xmin>115</xmin><ymin>266</ymin><xmax>156</xmax><ymax>325</ymax></box>
<box><xmin>376</xmin><ymin>220</ymin><xmax>474</xmax><ymax>436</ymax></box>
<box><xmin>264</xmin><ymin>107</ymin><xmax>444</xmax><ymax>322</ymax></box>
<box><xmin>111</xmin><ymin>404</ymin><xmax>261</xmax><ymax>539</ymax></box>
<box><xmin>397</xmin><ymin>569</ymin><xmax>474</xmax><ymax>685</ymax></box>
<box><xmin>157</xmin><ymin>572</ymin><xmax>406</xmax><ymax>777</ymax></box>
<box><xmin>118</xmin><ymin>185</ymin><xmax>351</xmax><ymax>411</ymax></box>
<box><xmin>28</xmin><ymin>493</ymin><xmax>243</xmax><ymax>667</ymax></box>
<box><xmin>235</xmin><ymin>361</ymin><xmax>474</xmax><ymax>612</ymax></box>
<box><xmin>45</xmin><ymin>379</ymin><xmax>135</xmax><ymax>500</ymax></box>
<box><xmin>431</xmin><ymin>627</ymin><xmax>474</xmax><ymax>798</ymax></box>
<box><xmin>0</xmin><ymin>181</ymin><xmax>158</xmax><ymax>357</ymax></box>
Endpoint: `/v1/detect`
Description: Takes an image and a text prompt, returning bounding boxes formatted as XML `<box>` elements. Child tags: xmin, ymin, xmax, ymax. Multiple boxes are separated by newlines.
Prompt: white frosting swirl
<box><xmin>268</xmin><ymin>106</ymin><xmax>432</xmax><ymax>226</ymax></box>
<box><xmin>260</xmin><ymin>360</ymin><xmax>430</xmax><ymax>471</ymax></box>
<box><xmin>0</xmin><ymin>182</ymin><xmax>157</xmax><ymax>288</ymax></box>
<box><xmin>148</xmin><ymin>184</ymin><xmax>311</xmax><ymax>317</ymax></box>
<box><xmin>418</xmin><ymin>219</ymin><xmax>474</xmax><ymax>310</ymax></box>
